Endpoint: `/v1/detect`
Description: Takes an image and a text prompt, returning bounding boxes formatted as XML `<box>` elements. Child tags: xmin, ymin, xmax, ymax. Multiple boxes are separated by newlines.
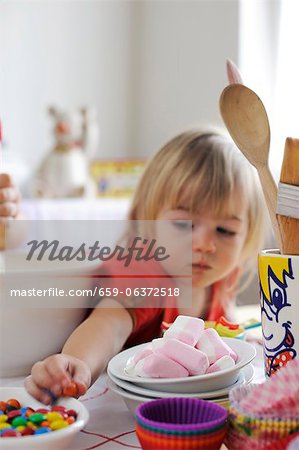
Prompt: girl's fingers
<box><xmin>44</xmin><ymin>355</ymin><xmax>72</xmax><ymax>388</ymax></box>
<box><xmin>0</xmin><ymin>174</ymin><xmax>21</xmax><ymax>219</ymax></box>
<box><xmin>74</xmin><ymin>381</ymin><xmax>88</xmax><ymax>397</ymax></box>
<box><xmin>68</xmin><ymin>359</ymin><xmax>91</xmax><ymax>397</ymax></box>
<box><xmin>0</xmin><ymin>202</ymin><xmax>19</xmax><ymax>217</ymax></box>
<box><xmin>24</xmin><ymin>375</ymin><xmax>54</xmax><ymax>405</ymax></box>
<box><xmin>27</xmin><ymin>355</ymin><xmax>91</xmax><ymax>402</ymax></box>
<box><xmin>30</xmin><ymin>361</ymin><xmax>60</xmax><ymax>393</ymax></box>
<box><xmin>0</xmin><ymin>174</ymin><xmax>14</xmax><ymax>188</ymax></box>
<box><xmin>30</xmin><ymin>357</ymin><xmax>71</xmax><ymax>394</ymax></box>
<box><xmin>0</xmin><ymin>186</ymin><xmax>20</xmax><ymax>203</ymax></box>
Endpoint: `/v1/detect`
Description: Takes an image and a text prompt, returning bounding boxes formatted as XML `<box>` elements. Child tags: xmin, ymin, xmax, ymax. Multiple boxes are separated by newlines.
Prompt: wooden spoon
<box><xmin>219</xmin><ymin>83</ymin><xmax>282</xmax><ymax>247</ymax></box>
<box><xmin>277</xmin><ymin>137</ymin><xmax>299</xmax><ymax>254</ymax></box>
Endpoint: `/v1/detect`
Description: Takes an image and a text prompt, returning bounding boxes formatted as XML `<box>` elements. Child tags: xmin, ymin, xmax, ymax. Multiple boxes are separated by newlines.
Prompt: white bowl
<box><xmin>107</xmin><ymin>338</ymin><xmax>256</xmax><ymax>393</ymax></box>
<box><xmin>0</xmin><ymin>387</ymin><xmax>89</xmax><ymax>449</ymax></box>
<box><xmin>108</xmin><ymin>378</ymin><xmax>151</xmax><ymax>415</ymax></box>
<box><xmin>107</xmin><ymin>378</ymin><xmax>230</xmax><ymax>416</ymax></box>
<box><xmin>0</xmin><ymin>250</ymin><xmax>100</xmax><ymax>377</ymax></box>
<box><xmin>108</xmin><ymin>363</ymin><xmax>254</xmax><ymax>399</ymax></box>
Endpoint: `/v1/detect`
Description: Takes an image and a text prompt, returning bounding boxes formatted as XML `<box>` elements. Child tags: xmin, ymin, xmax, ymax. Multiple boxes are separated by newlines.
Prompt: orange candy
<box><xmin>66</xmin><ymin>416</ymin><xmax>75</xmax><ymax>425</ymax></box>
<box><xmin>62</xmin><ymin>382</ymin><xmax>78</xmax><ymax>397</ymax></box>
<box><xmin>6</xmin><ymin>398</ymin><xmax>21</xmax><ymax>409</ymax></box>
<box><xmin>0</xmin><ymin>402</ymin><xmax>7</xmax><ymax>412</ymax></box>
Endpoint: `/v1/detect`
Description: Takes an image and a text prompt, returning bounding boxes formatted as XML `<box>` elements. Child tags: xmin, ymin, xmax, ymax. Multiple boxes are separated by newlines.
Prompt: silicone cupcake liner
<box><xmin>135</xmin><ymin>398</ymin><xmax>228</xmax><ymax>433</ymax></box>
<box><xmin>136</xmin><ymin>422</ymin><xmax>227</xmax><ymax>450</ymax></box>
<box><xmin>136</xmin><ymin>422</ymin><xmax>227</xmax><ymax>440</ymax></box>
<box><xmin>135</xmin><ymin>417</ymin><xmax>226</xmax><ymax>436</ymax></box>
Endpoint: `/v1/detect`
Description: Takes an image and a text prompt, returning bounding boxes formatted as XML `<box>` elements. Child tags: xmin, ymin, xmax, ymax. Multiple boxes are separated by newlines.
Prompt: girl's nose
<box><xmin>192</xmin><ymin>226</ymin><xmax>216</xmax><ymax>253</ymax></box>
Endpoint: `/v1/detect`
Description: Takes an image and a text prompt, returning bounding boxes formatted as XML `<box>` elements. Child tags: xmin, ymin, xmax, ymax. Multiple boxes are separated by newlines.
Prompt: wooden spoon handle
<box><xmin>277</xmin><ymin>216</ymin><xmax>299</xmax><ymax>254</ymax></box>
<box><xmin>258</xmin><ymin>165</ymin><xmax>282</xmax><ymax>248</ymax></box>
<box><xmin>277</xmin><ymin>137</ymin><xmax>299</xmax><ymax>255</ymax></box>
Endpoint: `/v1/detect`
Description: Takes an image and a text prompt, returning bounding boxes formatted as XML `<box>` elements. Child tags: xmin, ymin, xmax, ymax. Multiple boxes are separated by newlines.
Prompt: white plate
<box><xmin>107</xmin><ymin>378</ymin><xmax>231</xmax><ymax>416</ymax></box>
<box><xmin>107</xmin><ymin>363</ymin><xmax>254</xmax><ymax>399</ymax></box>
<box><xmin>107</xmin><ymin>337</ymin><xmax>256</xmax><ymax>393</ymax></box>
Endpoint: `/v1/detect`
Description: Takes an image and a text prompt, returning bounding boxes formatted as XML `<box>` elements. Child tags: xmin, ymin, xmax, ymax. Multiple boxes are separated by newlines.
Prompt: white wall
<box><xmin>0</xmin><ymin>0</ymin><xmax>238</xmax><ymax>173</ymax></box>
<box><xmin>131</xmin><ymin>0</ymin><xmax>239</xmax><ymax>156</ymax></box>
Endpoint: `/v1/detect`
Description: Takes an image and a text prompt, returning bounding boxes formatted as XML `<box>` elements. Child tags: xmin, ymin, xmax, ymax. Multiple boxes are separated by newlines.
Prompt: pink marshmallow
<box><xmin>195</xmin><ymin>328</ymin><xmax>237</xmax><ymax>364</ymax></box>
<box><xmin>163</xmin><ymin>315</ymin><xmax>205</xmax><ymax>346</ymax></box>
<box><xmin>206</xmin><ymin>355</ymin><xmax>236</xmax><ymax>374</ymax></box>
<box><xmin>134</xmin><ymin>353</ymin><xmax>189</xmax><ymax>378</ymax></box>
<box><xmin>125</xmin><ymin>346</ymin><xmax>153</xmax><ymax>375</ymax></box>
<box><xmin>151</xmin><ymin>338</ymin><xmax>165</xmax><ymax>351</ymax></box>
<box><xmin>156</xmin><ymin>338</ymin><xmax>209</xmax><ymax>375</ymax></box>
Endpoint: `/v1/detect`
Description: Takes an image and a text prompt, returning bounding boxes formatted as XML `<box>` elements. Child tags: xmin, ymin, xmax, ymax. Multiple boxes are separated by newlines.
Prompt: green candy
<box><xmin>29</xmin><ymin>413</ymin><xmax>46</xmax><ymax>424</ymax></box>
<box><xmin>11</xmin><ymin>416</ymin><xmax>28</xmax><ymax>427</ymax></box>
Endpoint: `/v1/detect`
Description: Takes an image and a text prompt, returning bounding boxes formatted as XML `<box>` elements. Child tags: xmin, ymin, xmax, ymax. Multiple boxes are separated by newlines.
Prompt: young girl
<box><xmin>18</xmin><ymin>128</ymin><xmax>265</xmax><ymax>403</ymax></box>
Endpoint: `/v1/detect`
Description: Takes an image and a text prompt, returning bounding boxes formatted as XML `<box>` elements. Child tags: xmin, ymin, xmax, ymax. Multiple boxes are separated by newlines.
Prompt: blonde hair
<box><xmin>128</xmin><ymin>128</ymin><xmax>266</xmax><ymax>280</ymax></box>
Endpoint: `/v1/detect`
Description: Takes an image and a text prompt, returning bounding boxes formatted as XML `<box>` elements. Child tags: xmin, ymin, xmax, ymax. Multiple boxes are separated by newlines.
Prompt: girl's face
<box><xmin>157</xmin><ymin>191</ymin><xmax>248</xmax><ymax>288</ymax></box>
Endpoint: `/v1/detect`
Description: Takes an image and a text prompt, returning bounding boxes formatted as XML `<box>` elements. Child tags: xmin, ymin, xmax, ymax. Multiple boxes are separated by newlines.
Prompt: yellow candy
<box><xmin>0</xmin><ymin>415</ymin><xmax>8</xmax><ymax>423</ymax></box>
<box><xmin>50</xmin><ymin>420</ymin><xmax>69</xmax><ymax>430</ymax></box>
<box><xmin>0</xmin><ymin>423</ymin><xmax>11</xmax><ymax>429</ymax></box>
<box><xmin>16</xmin><ymin>425</ymin><xmax>26</xmax><ymax>432</ymax></box>
<box><xmin>27</xmin><ymin>421</ymin><xmax>37</xmax><ymax>430</ymax></box>
<box><xmin>46</xmin><ymin>412</ymin><xmax>63</xmax><ymax>422</ymax></box>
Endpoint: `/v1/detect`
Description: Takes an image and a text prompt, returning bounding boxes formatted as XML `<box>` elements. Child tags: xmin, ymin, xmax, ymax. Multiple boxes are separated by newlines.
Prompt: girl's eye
<box><xmin>216</xmin><ymin>227</ymin><xmax>236</xmax><ymax>236</ymax></box>
<box><xmin>172</xmin><ymin>221</ymin><xmax>193</xmax><ymax>231</ymax></box>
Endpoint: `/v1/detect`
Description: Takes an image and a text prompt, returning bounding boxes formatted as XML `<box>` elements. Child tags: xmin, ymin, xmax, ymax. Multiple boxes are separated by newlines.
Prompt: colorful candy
<box><xmin>0</xmin><ymin>399</ymin><xmax>78</xmax><ymax>438</ymax></box>
<box><xmin>205</xmin><ymin>316</ymin><xmax>245</xmax><ymax>338</ymax></box>
<box><xmin>62</xmin><ymin>382</ymin><xmax>78</xmax><ymax>397</ymax></box>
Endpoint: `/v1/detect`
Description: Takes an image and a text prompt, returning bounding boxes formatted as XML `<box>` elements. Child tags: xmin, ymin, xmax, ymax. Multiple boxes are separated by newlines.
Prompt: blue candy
<box><xmin>34</xmin><ymin>427</ymin><xmax>51</xmax><ymax>434</ymax></box>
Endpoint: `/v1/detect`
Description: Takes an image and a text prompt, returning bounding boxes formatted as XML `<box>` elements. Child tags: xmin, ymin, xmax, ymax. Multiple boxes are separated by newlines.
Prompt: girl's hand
<box><xmin>24</xmin><ymin>354</ymin><xmax>92</xmax><ymax>404</ymax></box>
<box><xmin>0</xmin><ymin>173</ymin><xmax>21</xmax><ymax>219</ymax></box>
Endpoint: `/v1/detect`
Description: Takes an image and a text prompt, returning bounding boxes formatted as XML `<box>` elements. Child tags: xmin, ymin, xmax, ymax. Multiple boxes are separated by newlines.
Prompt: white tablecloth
<box><xmin>0</xmin><ymin>342</ymin><xmax>265</xmax><ymax>450</ymax></box>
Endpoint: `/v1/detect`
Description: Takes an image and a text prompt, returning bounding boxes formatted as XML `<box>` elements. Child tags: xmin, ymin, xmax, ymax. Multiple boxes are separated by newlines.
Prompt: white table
<box><xmin>0</xmin><ymin>312</ymin><xmax>265</xmax><ymax>450</ymax></box>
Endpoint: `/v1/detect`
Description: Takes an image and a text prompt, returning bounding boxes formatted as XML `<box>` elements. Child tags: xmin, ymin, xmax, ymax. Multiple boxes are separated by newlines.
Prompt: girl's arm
<box><xmin>24</xmin><ymin>298</ymin><xmax>134</xmax><ymax>403</ymax></box>
<box><xmin>63</xmin><ymin>298</ymin><xmax>134</xmax><ymax>383</ymax></box>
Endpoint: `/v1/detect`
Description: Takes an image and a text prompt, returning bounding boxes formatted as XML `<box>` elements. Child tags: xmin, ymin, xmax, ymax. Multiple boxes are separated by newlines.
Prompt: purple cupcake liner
<box><xmin>135</xmin><ymin>398</ymin><xmax>228</xmax><ymax>433</ymax></box>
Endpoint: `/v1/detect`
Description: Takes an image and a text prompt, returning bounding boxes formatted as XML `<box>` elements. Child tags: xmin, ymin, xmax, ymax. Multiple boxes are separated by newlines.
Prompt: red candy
<box><xmin>51</xmin><ymin>406</ymin><xmax>66</xmax><ymax>412</ymax></box>
<box><xmin>66</xmin><ymin>409</ymin><xmax>77</xmax><ymax>418</ymax></box>
<box><xmin>7</xmin><ymin>410</ymin><xmax>22</xmax><ymax>420</ymax></box>
<box><xmin>36</xmin><ymin>408</ymin><xmax>49</xmax><ymax>414</ymax></box>
<box><xmin>2</xmin><ymin>430</ymin><xmax>21</xmax><ymax>438</ymax></box>
<box><xmin>21</xmin><ymin>427</ymin><xmax>35</xmax><ymax>436</ymax></box>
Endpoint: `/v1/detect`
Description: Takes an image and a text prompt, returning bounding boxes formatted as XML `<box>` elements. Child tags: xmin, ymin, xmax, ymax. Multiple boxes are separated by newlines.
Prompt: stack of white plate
<box><xmin>107</xmin><ymin>338</ymin><xmax>256</xmax><ymax>414</ymax></box>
